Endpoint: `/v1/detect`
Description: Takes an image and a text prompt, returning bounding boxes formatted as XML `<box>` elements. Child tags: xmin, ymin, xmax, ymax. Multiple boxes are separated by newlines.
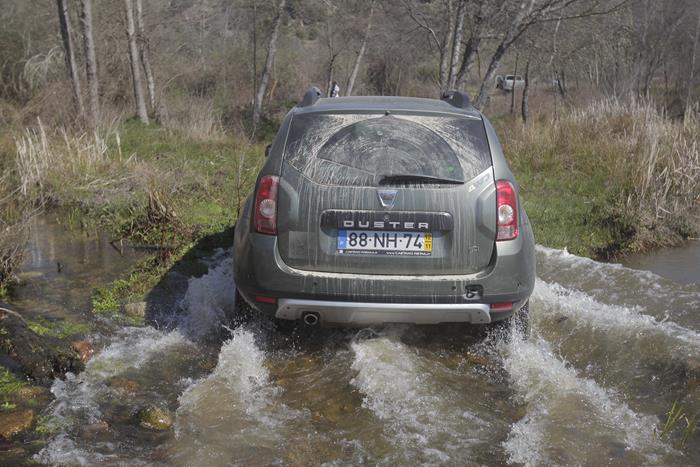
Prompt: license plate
<box><xmin>337</xmin><ymin>230</ymin><xmax>433</xmax><ymax>256</ymax></box>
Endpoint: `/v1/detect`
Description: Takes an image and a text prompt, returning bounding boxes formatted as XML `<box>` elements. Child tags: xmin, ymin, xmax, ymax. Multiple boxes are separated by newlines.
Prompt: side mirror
<box><xmin>265</xmin><ymin>144</ymin><xmax>272</xmax><ymax>157</ymax></box>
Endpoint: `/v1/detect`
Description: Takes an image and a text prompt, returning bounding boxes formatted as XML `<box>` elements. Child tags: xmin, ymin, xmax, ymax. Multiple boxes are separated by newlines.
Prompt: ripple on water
<box><xmin>171</xmin><ymin>327</ymin><xmax>300</xmax><ymax>465</ymax></box>
<box><xmin>501</xmin><ymin>334</ymin><xmax>677</xmax><ymax>466</ymax></box>
<box><xmin>349</xmin><ymin>333</ymin><xmax>497</xmax><ymax>465</ymax></box>
<box><xmin>535</xmin><ymin>245</ymin><xmax>700</xmax><ymax>329</ymax></box>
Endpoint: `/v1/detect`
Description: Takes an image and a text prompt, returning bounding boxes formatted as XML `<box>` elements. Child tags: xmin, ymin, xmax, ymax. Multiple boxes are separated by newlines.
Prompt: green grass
<box><xmin>34</xmin><ymin>415</ymin><xmax>60</xmax><ymax>435</ymax></box>
<box><xmin>80</xmin><ymin>122</ymin><xmax>265</xmax><ymax>320</ymax></box>
<box><xmin>26</xmin><ymin>318</ymin><xmax>92</xmax><ymax>339</ymax></box>
<box><xmin>496</xmin><ymin>114</ymin><xmax>640</xmax><ymax>257</ymax></box>
<box><xmin>0</xmin><ymin>367</ymin><xmax>27</xmax><ymax>397</ymax></box>
<box><xmin>510</xmin><ymin>160</ymin><xmax>633</xmax><ymax>257</ymax></box>
<box><xmin>91</xmin><ymin>243</ymin><xmax>195</xmax><ymax>324</ymax></box>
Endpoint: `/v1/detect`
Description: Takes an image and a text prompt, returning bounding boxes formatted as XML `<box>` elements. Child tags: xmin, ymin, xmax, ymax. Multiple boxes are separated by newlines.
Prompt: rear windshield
<box><xmin>283</xmin><ymin>113</ymin><xmax>491</xmax><ymax>186</ymax></box>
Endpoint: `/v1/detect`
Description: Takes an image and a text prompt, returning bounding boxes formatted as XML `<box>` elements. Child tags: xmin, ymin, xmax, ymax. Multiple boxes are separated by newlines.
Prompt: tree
<box><xmin>79</xmin><ymin>0</ymin><xmax>99</xmax><ymax>127</ymax></box>
<box><xmin>447</xmin><ymin>0</ymin><xmax>466</xmax><ymax>90</ymax></box>
<box><xmin>346</xmin><ymin>0</ymin><xmax>376</xmax><ymax>96</ymax></box>
<box><xmin>252</xmin><ymin>0</ymin><xmax>286</xmax><ymax>136</ymax></box>
<box><xmin>686</xmin><ymin>8</ymin><xmax>700</xmax><ymax>116</ymax></box>
<box><xmin>55</xmin><ymin>0</ymin><xmax>83</xmax><ymax>117</ymax></box>
<box><xmin>124</xmin><ymin>0</ymin><xmax>149</xmax><ymax>124</ymax></box>
<box><xmin>521</xmin><ymin>58</ymin><xmax>530</xmax><ymax>123</ymax></box>
<box><xmin>474</xmin><ymin>0</ymin><xmax>536</xmax><ymax>109</ymax></box>
<box><xmin>455</xmin><ymin>0</ymin><xmax>490</xmax><ymax>89</ymax></box>
<box><xmin>135</xmin><ymin>0</ymin><xmax>157</xmax><ymax>117</ymax></box>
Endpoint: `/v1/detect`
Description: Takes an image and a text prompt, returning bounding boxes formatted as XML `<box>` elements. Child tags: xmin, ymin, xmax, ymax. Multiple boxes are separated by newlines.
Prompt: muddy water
<box><xmin>10</xmin><ymin>214</ymin><xmax>142</xmax><ymax>320</ymax></box>
<box><xmin>29</xmin><ymin>243</ymin><xmax>700</xmax><ymax>466</ymax></box>
<box><xmin>622</xmin><ymin>240</ymin><xmax>700</xmax><ymax>285</ymax></box>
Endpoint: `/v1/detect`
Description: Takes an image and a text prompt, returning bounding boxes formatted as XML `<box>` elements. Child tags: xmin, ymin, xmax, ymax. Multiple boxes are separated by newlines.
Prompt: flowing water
<box><xmin>15</xmin><ymin>232</ymin><xmax>700</xmax><ymax>465</ymax></box>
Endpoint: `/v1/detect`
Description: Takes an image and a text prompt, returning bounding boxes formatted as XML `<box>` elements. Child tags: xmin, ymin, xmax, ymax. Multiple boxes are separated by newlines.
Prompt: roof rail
<box><xmin>441</xmin><ymin>90</ymin><xmax>473</xmax><ymax>110</ymax></box>
<box><xmin>298</xmin><ymin>86</ymin><xmax>322</xmax><ymax>107</ymax></box>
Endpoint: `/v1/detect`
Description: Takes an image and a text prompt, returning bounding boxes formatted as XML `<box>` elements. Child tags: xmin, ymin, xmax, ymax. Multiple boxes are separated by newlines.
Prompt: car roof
<box><xmin>293</xmin><ymin>95</ymin><xmax>482</xmax><ymax>119</ymax></box>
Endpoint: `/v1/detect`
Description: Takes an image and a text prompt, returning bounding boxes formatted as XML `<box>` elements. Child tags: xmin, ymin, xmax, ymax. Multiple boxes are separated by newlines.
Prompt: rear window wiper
<box><xmin>377</xmin><ymin>174</ymin><xmax>465</xmax><ymax>185</ymax></box>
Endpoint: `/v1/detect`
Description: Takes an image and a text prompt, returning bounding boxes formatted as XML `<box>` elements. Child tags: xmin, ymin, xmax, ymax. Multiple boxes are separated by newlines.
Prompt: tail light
<box><xmin>496</xmin><ymin>180</ymin><xmax>518</xmax><ymax>241</ymax></box>
<box><xmin>254</xmin><ymin>175</ymin><xmax>279</xmax><ymax>235</ymax></box>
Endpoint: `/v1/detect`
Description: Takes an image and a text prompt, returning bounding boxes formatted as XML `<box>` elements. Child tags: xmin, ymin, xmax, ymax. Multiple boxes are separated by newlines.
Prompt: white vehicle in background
<box><xmin>495</xmin><ymin>75</ymin><xmax>525</xmax><ymax>91</ymax></box>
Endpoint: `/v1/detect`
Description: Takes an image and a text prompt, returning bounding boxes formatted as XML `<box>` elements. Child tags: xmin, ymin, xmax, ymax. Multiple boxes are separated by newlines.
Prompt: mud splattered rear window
<box><xmin>283</xmin><ymin>113</ymin><xmax>491</xmax><ymax>186</ymax></box>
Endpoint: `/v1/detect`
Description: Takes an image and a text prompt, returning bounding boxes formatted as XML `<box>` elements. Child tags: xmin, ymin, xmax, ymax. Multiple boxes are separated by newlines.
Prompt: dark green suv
<box><xmin>233</xmin><ymin>88</ymin><xmax>535</xmax><ymax>327</ymax></box>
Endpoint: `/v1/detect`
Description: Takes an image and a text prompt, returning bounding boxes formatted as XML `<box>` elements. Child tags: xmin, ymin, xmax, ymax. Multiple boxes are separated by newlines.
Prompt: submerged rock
<box><xmin>123</xmin><ymin>302</ymin><xmax>147</xmax><ymax>318</ymax></box>
<box><xmin>79</xmin><ymin>420</ymin><xmax>110</xmax><ymax>439</ymax></box>
<box><xmin>0</xmin><ymin>409</ymin><xmax>34</xmax><ymax>438</ymax></box>
<box><xmin>136</xmin><ymin>406</ymin><xmax>173</xmax><ymax>431</ymax></box>
<box><xmin>464</xmin><ymin>352</ymin><xmax>492</xmax><ymax>367</ymax></box>
<box><xmin>71</xmin><ymin>340</ymin><xmax>95</xmax><ymax>363</ymax></box>
<box><xmin>109</xmin><ymin>377</ymin><xmax>141</xmax><ymax>396</ymax></box>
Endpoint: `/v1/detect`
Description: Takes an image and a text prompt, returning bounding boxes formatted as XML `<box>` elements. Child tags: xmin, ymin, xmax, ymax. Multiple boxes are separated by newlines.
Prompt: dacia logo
<box><xmin>377</xmin><ymin>189</ymin><xmax>397</xmax><ymax>209</ymax></box>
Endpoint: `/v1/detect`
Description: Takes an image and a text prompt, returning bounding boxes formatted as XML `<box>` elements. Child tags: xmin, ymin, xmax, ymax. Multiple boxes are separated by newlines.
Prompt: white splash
<box><xmin>502</xmin><ymin>335</ymin><xmax>670</xmax><ymax>466</ymax></box>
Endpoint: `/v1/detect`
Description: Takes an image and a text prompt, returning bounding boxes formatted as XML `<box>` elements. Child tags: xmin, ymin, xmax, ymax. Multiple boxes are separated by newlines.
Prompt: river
<box><xmin>7</xmin><ymin>219</ymin><xmax>700</xmax><ymax>466</ymax></box>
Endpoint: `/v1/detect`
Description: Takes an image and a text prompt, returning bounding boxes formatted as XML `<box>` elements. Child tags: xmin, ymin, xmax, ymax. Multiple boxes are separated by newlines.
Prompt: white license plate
<box><xmin>337</xmin><ymin>230</ymin><xmax>433</xmax><ymax>256</ymax></box>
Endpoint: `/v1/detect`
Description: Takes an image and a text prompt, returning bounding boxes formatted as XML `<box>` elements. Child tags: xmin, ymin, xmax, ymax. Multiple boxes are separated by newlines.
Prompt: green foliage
<box><xmin>0</xmin><ymin>367</ymin><xmax>27</xmax><ymax>396</ymax></box>
<box><xmin>1</xmin><ymin>400</ymin><xmax>17</xmax><ymax>411</ymax></box>
<box><xmin>35</xmin><ymin>415</ymin><xmax>60</xmax><ymax>435</ymax></box>
<box><xmin>26</xmin><ymin>318</ymin><xmax>92</xmax><ymax>339</ymax></box>
<box><xmin>91</xmin><ymin>243</ymin><xmax>193</xmax><ymax>325</ymax></box>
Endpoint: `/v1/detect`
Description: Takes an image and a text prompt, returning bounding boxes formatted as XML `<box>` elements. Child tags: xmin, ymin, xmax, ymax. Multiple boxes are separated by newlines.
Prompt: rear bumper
<box><xmin>234</xmin><ymin>217</ymin><xmax>535</xmax><ymax>324</ymax></box>
<box><xmin>277</xmin><ymin>299</ymin><xmax>492</xmax><ymax>325</ymax></box>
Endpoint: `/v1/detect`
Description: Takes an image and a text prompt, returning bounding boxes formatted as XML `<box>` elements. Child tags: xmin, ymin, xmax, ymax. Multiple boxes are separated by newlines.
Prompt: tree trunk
<box><xmin>79</xmin><ymin>0</ymin><xmax>99</xmax><ymax>127</ymax></box>
<box><xmin>124</xmin><ymin>0</ymin><xmax>149</xmax><ymax>124</ymax></box>
<box><xmin>325</xmin><ymin>20</ymin><xmax>335</xmax><ymax>97</ymax></box>
<box><xmin>251</xmin><ymin>0</ymin><xmax>257</xmax><ymax>129</ymax></box>
<box><xmin>346</xmin><ymin>0</ymin><xmax>375</xmax><ymax>96</ymax></box>
<box><xmin>510</xmin><ymin>52</ymin><xmax>519</xmax><ymax>114</ymax></box>
<box><xmin>474</xmin><ymin>0</ymin><xmax>535</xmax><ymax>110</ymax></box>
<box><xmin>447</xmin><ymin>0</ymin><xmax>466</xmax><ymax>90</ymax></box>
<box><xmin>439</xmin><ymin>0</ymin><xmax>455</xmax><ymax>92</ymax></box>
<box><xmin>557</xmin><ymin>69</ymin><xmax>567</xmax><ymax>97</ymax></box>
<box><xmin>456</xmin><ymin>0</ymin><xmax>486</xmax><ymax>89</ymax></box>
<box><xmin>55</xmin><ymin>0</ymin><xmax>84</xmax><ymax>117</ymax></box>
<box><xmin>521</xmin><ymin>59</ymin><xmax>530</xmax><ymax>124</ymax></box>
<box><xmin>686</xmin><ymin>9</ymin><xmax>700</xmax><ymax>117</ymax></box>
<box><xmin>326</xmin><ymin>54</ymin><xmax>337</xmax><ymax>97</ymax></box>
<box><xmin>252</xmin><ymin>0</ymin><xmax>286</xmax><ymax>136</ymax></box>
<box><xmin>135</xmin><ymin>0</ymin><xmax>157</xmax><ymax>116</ymax></box>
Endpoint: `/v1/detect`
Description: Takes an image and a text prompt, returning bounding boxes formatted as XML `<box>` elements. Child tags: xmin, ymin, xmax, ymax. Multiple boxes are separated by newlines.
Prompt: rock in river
<box><xmin>0</xmin><ymin>410</ymin><xmax>34</xmax><ymax>439</ymax></box>
<box><xmin>136</xmin><ymin>406</ymin><xmax>173</xmax><ymax>431</ymax></box>
<box><xmin>0</xmin><ymin>303</ymin><xmax>84</xmax><ymax>384</ymax></box>
<box><xmin>71</xmin><ymin>340</ymin><xmax>95</xmax><ymax>363</ymax></box>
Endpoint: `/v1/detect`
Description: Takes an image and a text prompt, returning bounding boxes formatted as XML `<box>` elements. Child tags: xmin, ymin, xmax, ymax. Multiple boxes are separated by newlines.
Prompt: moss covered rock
<box><xmin>0</xmin><ymin>409</ymin><xmax>34</xmax><ymax>438</ymax></box>
<box><xmin>136</xmin><ymin>405</ymin><xmax>173</xmax><ymax>431</ymax></box>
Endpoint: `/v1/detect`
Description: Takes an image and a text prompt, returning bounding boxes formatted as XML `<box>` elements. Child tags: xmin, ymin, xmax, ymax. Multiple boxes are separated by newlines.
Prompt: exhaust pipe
<box><xmin>302</xmin><ymin>312</ymin><xmax>320</xmax><ymax>326</ymax></box>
